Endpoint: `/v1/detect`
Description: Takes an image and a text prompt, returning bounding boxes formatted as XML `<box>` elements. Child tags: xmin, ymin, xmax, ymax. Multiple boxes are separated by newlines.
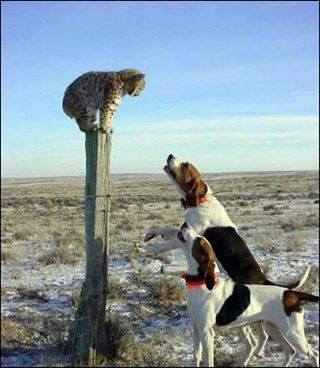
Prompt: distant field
<box><xmin>1</xmin><ymin>171</ymin><xmax>319</xmax><ymax>367</ymax></box>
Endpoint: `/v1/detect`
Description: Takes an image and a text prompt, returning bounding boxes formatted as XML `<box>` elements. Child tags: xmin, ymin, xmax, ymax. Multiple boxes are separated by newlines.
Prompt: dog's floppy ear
<box><xmin>193</xmin><ymin>237</ymin><xmax>216</xmax><ymax>290</ymax></box>
<box><xmin>185</xmin><ymin>181</ymin><xmax>200</xmax><ymax>207</ymax></box>
<box><xmin>203</xmin><ymin>259</ymin><xmax>216</xmax><ymax>290</ymax></box>
<box><xmin>185</xmin><ymin>180</ymin><xmax>208</xmax><ymax>208</ymax></box>
<box><xmin>180</xmin><ymin>197</ymin><xmax>188</xmax><ymax>209</ymax></box>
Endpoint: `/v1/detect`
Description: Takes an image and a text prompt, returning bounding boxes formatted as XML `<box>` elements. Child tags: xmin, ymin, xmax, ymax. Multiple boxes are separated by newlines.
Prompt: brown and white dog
<box><xmin>174</xmin><ymin>222</ymin><xmax>319</xmax><ymax>367</ymax></box>
<box><xmin>144</xmin><ymin>154</ymin><xmax>311</xmax><ymax>362</ymax></box>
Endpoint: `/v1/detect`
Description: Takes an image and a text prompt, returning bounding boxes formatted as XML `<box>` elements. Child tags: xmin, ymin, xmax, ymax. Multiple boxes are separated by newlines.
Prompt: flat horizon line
<box><xmin>1</xmin><ymin>168</ymin><xmax>319</xmax><ymax>181</ymax></box>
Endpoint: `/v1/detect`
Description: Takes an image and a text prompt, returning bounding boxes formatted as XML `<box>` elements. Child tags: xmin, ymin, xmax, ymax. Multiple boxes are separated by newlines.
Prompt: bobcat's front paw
<box><xmin>100</xmin><ymin>125</ymin><xmax>113</xmax><ymax>134</ymax></box>
<box><xmin>144</xmin><ymin>230</ymin><xmax>158</xmax><ymax>242</ymax></box>
<box><xmin>78</xmin><ymin>123</ymin><xmax>92</xmax><ymax>133</ymax></box>
<box><xmin>80</xmin><ymin>119</ymin><xmax>100</xmax><ymax>133</ymax></box>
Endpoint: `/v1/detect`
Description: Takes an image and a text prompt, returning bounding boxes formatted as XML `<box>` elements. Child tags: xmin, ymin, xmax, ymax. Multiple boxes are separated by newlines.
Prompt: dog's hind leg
<box><xmin>278</xmin><ymin>311</ymin><xmax>318</xmax><ymax>367</ymax></box>
<box><xmin>238</xmin><ymin>326</ymin><xmax>257</xmax><ymax>366</ymax></box>
<box><xmin>252</xmin><ymin>322</ymin><xmax>269</xmax><ymax>358</ymax></box>
<box><xmin>282</xmin><ymin>329</ymin><xmax>318</xmax><ymax>366</ymax></box>
<box><xmin>265</xmin><ymin>323</ymin><xmax>296</xmax><ymax>367</ymax></box>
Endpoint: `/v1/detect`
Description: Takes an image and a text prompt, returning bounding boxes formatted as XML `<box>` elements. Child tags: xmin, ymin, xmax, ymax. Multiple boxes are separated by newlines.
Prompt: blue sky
<box><xmin>1</xmin><ymin>1</ymin><xmax>319</xmax><ymax>177</ymax></box>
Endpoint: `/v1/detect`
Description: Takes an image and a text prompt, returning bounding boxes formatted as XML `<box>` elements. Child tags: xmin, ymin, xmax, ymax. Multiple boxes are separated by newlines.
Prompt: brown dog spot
<box><xmin>191</xmin><ymin>238</ymin><xmax>203</xmax><ymax>265</ymax></box>
<box><xmin>282</xmin><ymin>290</ymin><xmax>302</xmax><ymax>316</ymax></box>
<box><xmin>185</xmin><ymin>180</ymin><xmax>208</xmax><ymax>207</ymax></box>
<box><xmin>192</xmin><ymin>237</ymin><xmax>217</xmax><ymax>290</ymax></box>
<box><xmin>168</xmin><ymin>161</ymin><xmax>207</xmax><ymax>207</ymax></box>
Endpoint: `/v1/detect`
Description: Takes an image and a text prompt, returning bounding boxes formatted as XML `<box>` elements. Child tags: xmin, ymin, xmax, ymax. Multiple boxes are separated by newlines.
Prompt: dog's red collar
<box><xmin>181</xmin><ymin>272</ymin><xmax>220</xmax><ymax>288</ymax></box>
<box><xmin>198</xmin><ymin>192</ymin><xmax>212</xmax><ymax>205</ymax></box>
<box><xmin>181</xmin><ymin>272</ymin><xmax>206</xmax><ymax>288</ymax></box>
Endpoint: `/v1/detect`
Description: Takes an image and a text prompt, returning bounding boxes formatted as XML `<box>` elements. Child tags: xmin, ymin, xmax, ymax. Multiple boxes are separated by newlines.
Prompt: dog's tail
<box><xmin>283</xmin><ymin>290</ymin><xmax>319</xmax><ymax>316</ymax></box>
<box><xmin>283</xmin><ymin>290</ymin><xmax>319</xmax><ymax>315</ymax></box>
<box><xmin>264</xmin><ymin>266</ymin><xmax>311</xmax><ymax>290</ymax></box>
<box><xmin>292</xmin><ymin>291</ymin><xmax>319</xmax><ymax>304</ymax></box>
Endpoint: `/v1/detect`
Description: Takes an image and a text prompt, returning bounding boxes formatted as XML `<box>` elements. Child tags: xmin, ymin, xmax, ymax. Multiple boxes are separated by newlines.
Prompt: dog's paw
<box><xmin>144</xmin><ymin>231</ymin><xmax>157</xmax><ymax>242</ymax></box>
<box><xmin>252</xmin><ymin>346</ymin><xmax>265</xmax><ymax>358</ymax></box>
<box><xmin>255</xmin><ymin>351</ymin><xmax>265</xmax><ymax>358</ymax></box>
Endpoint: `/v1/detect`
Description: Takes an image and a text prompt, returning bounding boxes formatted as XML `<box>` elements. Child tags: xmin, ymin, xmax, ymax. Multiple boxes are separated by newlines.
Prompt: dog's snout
<box><xmin>181</xmin><ymin>222</ymin><xmax>190</xmax><ymax>230</ymax></box>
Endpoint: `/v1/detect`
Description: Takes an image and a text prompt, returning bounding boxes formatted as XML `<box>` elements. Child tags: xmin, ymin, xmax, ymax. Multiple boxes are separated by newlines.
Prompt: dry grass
<box><xmin>17</xmin><ymin>286</ymin><xmax>49</xmax><ymax>302</ymax></box>
<box><xmin>71</xmin><ymin>277</ymin><xmax>128</xmax><ymax>308</ymax></box>
<box><xmin>302</xmin><ymin>265</ymin><xmax>320</xmax><ymax>294</ymax></box>
<box><xmin>285</xmin><ymin>233</ymin><xmax>304</xmax><ymax>252</ymax></box>
<box><xmin>106</xmin><ymin>276</ymin><xmax>127</xmax><ymax>300</ymax></box>
<box><xmin>263</xmin><ymin>203</ymin><xmax>276</xmax><ymax>211</ymax></box>
<box><xmin>1</xmin><ymin>249</ymin><xmax>15</xmax><ymax>264</ymax></box>
<box><xmin>1</xmin><ymin>172</ymin><xmax>318</xmax><ymax>367</ymax></box>
<box><xmin>71</xmin><ymin>315</ymin><xmax>180</xmax><ymax>367</ymax></box>
<box><xmin>36</xmin><ymin>349</ymin><xmax>71</xmax><ymax>367</ymax></box>
<box><xmin>308</xmin><ymin>192</ymin><xmax>319</xmax><ymax>199</ymax></box>
<box><xmin>1</xmin><ymin>235</ymin><xmax>12</xmax><ymax>244</ymax></box>
<box><xmin>13</xmin><ymin>228</ymin><xmax>33</xmax><ymax>241</ymax></box>
<box><xmin>146</xmin><ymin>275</ymin><xmax>186</xmax><ymax>302</ymax></box>
<box><xmin>1</xmin><ymin>286</ymin><xmax>16</xmax><ymax>298</ymax></box>
<box><xmin>215</xmin><ymin>348</ymin><xmax>243</xmax><ymax>367</ymax></box>
<box><xmin>131</xmin><ymin>271</ymin><xmax>186</xmax><ymax>303</ymax></box>
<box><xmin>260</xmin><ymin>260</ymin><xmax>272</xmax><ymax>275</ymax></box>
<box><xmin>1</xmin><ymin>317</ymin><xmax>40</xmax><ymax>349</ymax></box>
<box><xmin>102</xmin><ymin>316</ymin><xmax>134</xmax><ymax>362</ymax></box>
<box><xmin>280</xmin><ymin>218</ymin><xmax>300</xmax><ymax>232</ymax></box>
<box><xmin>38</xmin><ymin>230</ymin><xmax>84</xmax><ymax>265</ymax></box>
<box><xmin>255</xmin><ymin>234</ymin><xmax>279</xmax><ymax>252</ymax></box>
<box><xmin>10</xmin><ymin>268</ymin><xmax>22</xmax><ymax>280</ymax></box>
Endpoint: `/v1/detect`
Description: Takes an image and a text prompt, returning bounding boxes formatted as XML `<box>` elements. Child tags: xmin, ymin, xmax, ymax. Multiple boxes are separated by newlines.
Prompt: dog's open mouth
<box><xmin>177</xmin><ymin>231</ymin><xmax>185</xmax><ymax>242</ymax></box>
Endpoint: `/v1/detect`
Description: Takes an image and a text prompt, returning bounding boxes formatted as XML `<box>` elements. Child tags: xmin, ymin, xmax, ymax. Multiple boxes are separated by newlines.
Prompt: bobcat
<box><xmin>62</xmin><ymin>69</ymin><xmax>145</xmax><ymax>133</ymax></box>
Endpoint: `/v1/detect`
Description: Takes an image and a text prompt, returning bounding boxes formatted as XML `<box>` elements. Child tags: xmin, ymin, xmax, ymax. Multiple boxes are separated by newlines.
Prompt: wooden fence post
<box><xmin>72</xmin><ymin>130</ymin><xmax>112</xmax><ymax>363</ymax></box>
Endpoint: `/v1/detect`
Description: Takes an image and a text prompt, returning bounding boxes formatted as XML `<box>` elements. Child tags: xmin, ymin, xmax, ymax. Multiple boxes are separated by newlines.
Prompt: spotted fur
<box><xmin>62</xmin><ymin>69</ymin><xmax>145</xmax><ymax>133</ymax></box>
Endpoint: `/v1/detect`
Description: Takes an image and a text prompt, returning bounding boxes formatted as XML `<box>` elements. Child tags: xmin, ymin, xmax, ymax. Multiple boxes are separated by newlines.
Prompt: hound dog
<box><xmin>144</xmin><ymin>154</ymin><xmax>311</xmax><ymax>363</ymax></box>
<box><xmin>173</xmin><ymin>222</ymin><xmax>319</xmax><ymax>367</ymax></box>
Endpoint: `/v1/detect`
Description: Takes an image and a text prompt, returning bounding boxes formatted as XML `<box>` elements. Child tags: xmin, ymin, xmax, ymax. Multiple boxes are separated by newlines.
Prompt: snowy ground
<box><xmin>1</xmin><ymin>171</ymin><xmax>319</xmax><ymax>367</ymax></box>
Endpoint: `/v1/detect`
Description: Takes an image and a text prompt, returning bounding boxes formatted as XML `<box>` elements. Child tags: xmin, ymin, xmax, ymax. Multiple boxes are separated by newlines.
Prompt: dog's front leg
<box><xmin>192</xmin><ymin>320</ymin><xmax>202</xmax><ymax>367</ymax></box>
<box><xmin>147</xmin><ymin>239</ymin><xmax>180</xmax><ymax>255</ymax></box>
<box><xmin>201</xmin><ymin>328</ymin><xmax>215</xmax><ymax>367</ymax></box>
<box><xmin>144</xmin><ymin>227</ymin><xmax>178</xmax><ymax>241</ymax></box>
<box><xmin>238</xmin><ymin>326</ymin><xmax>257</xmax><ymax>366</ymax></box>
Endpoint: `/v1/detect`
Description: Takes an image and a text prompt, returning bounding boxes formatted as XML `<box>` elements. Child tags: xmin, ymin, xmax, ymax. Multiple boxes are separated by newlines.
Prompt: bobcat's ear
<box><xmin>136</xmin><ymin>73</ymin><xmax>145</xmax><ymax>80</ymax></box>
